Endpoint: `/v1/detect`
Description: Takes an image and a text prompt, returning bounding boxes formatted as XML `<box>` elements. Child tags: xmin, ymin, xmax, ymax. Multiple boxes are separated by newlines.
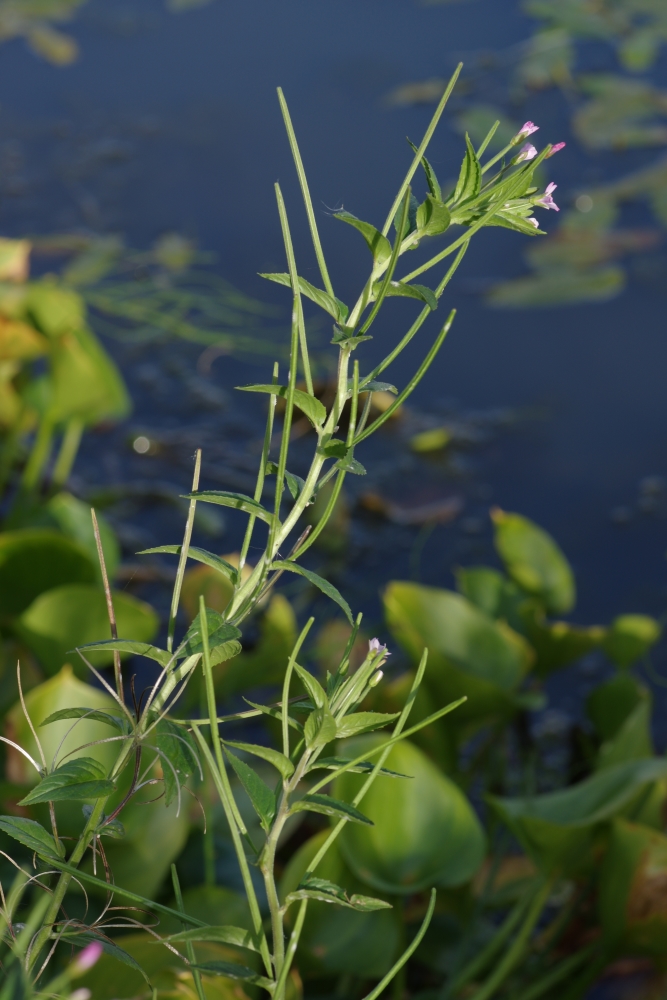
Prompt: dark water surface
<box><xmin>2</xmin><ymin>0</ymin><xmax>667</xmax><ymax>731</ymax></box>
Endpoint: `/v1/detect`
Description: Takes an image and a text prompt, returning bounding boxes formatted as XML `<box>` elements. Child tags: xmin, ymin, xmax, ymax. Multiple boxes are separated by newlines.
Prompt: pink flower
<box><xmin>73</xmin><ymin>942</ymin><xmax>103</xmax><ymax>973</ymax></box>
<box><xmin>527</xmin><ymin>217</ymin><xmax>539</xmax><ymax>228</ymax></box>
<box><xmin>513</xmin><ymin>121</ymin><xmax>539</xmax><ymax>143</ymax></box>
<box><xmin>369</xmin><ymin>638</ymin><xmax>390</xmax><ymax>656</ymax></box>
<box><xmin>515</xmin><ymin>143</ymin><xmax>537</xmax><ymax>162</ymax></box>
<box><xmin>536</xmin><ymin>182</ymin><xmax>559</xmax><ymax>211</ymax></box>
<box><xmin>546</xmin><ymin>142</ymin><xmax>566</xmax><ymax>157</ymax></box>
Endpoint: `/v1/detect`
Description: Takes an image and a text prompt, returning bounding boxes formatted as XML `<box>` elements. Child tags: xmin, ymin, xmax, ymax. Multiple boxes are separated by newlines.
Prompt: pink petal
<box><xmin>516</xmin><ymin>143</ymin><xmax>537</xmax><ymax>162</ymax></box>
<box><xmin>527</xmin><ymin>217</ymin><xmax>539</xmax><ymax>228</ymax></box>
<box><xmin>545</xmin><ymin>182</ymin><xmax>557</xmax><ymax>195</ymax></box>
<box><xmin>520</xmin><ymin>121</ymin><xmax>539</xmax><ymax>135</ymax></box>
<box><xmin>75</xmin><ymin>942</ymin><xmax>103</xmax><ymax>972</ymax></box>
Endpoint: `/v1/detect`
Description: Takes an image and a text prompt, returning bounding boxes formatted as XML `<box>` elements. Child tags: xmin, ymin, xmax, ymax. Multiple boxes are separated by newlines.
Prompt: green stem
<box><xmin>238</xmin><ymin>362</ymin><xmax>279</xmax><ymax>573</ymax></box>
<box><xmin>355</xmin><ymin>310</ymin><xmax>455</xmax><ymax>445</ymax></box>
<box><xmin>51</xmin><ymin>417</ymin><xmax>84</xmax><ymax>488</ymax></box>
<box><xmin>168</xmin><ymin>449</ymin><xmax>201</xmax><ymax>653</ymax></box>
<box><xmin>510</xmin><ymin>946</ymin><xmax>595</xmax><ymax>1000</ymax></box>
<box><xmin>277</xmin><ymin>87</ymin><xmax>335</xmax><ymax>299</ymax></box>
<box><xmin>195</xmin><ymin>604</ymin><xmax>273</xmax><ymax>977</ymax></box>
<box><xmin>172</xmin><ymin>864</ymin><xmax>207</xmax><ymax>1000</ymax></box>
<box><xmin>21</xmin><ymin>413</ymin><xmax>54</xmax><ymax>493</ymax></box>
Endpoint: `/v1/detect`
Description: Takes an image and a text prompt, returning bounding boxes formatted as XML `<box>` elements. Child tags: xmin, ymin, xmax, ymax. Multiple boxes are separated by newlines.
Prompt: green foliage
<box><xmin>336</xmin><ymin>737</ymin><xmax>485</xmax><ymax>893</ymax></box>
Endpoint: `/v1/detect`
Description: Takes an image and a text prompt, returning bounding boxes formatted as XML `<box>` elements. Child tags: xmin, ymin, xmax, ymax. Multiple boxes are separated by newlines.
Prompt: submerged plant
<box><xmin>0</xmin><ymin>68</ymin><xmax>566</xmax><ymax>998</ymax></box>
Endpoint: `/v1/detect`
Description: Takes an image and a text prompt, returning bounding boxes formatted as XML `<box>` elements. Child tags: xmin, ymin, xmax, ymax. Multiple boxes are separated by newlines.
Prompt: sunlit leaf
<box><xmin>259</xmin><ymin>272</ymin><xmax>348</xmax><ymax>322</ymax></box>
<box><xmin>603</xmin><ymin>614</ymin><xmax>661</xmax><ymax>668</ymax></box>
<box><xmin>185</xmin><ymin>490</ymin><xmax>273</xmax><ymax>523</ymax></box>
<box><xmin>41</xmin><ymin>706</ymin><xmax>126</xmax><ymax>731</ymax></box>
<box><xmin>336</xmin><ymin>712</ymin><xmax>400</xmax><ymax>738</ymax></box>
<box><xmin>452</xmin><ymin>134</ymin><xmax>481</xmax><ymax>204</ymax></box>
<box><xmin>304</xmin><ymin>706</ymin><xmax>338</xmax><ymax>750</ymax></box>
<box><xmin>334</xmin><ymin>211</ymin><xmax>392</xmax><ymax>265</ymax></box>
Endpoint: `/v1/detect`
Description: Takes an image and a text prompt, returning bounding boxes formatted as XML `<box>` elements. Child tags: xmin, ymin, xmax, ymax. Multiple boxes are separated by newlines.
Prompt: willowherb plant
<box><xmin>0</xmin><ymin>65</ymin><xmax>564</xmax><ymax>999</ymax></box>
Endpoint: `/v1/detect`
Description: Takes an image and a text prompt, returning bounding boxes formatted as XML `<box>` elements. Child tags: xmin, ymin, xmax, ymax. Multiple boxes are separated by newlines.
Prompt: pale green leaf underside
<box><xmin>139</xmin><ymin>545</ymin><xmax>238</xmax><ymax>584</ymax></box>
<box><xmin>184</xmin><ymin>491</ymin><xmax>273</xmax><ymax>524</ymax></box>
<box><xmin>290</xmin><ymin>792</ymin><xmax>373</xmax><ymax>825</ymax></box>
<box><xmin>237</xmin><ymin>384</ymin><xmax>326</xmax><ymax>427</ymax></box>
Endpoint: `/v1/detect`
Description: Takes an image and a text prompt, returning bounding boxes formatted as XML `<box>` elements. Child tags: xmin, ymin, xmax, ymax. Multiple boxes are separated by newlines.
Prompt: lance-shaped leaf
<box><xmin>75</xmin><ymin>639</ymin><xmax>172</xmax><ymax>668</ymax></box>
<box><xmin>156</xmin><ymin>720</ymin><xmax>200</xmax><ymax>807</ymax></box>
<box><xmin>0</xmin><ymin>816</ymin><xmax>64</xmax><ymax>859</ymax></box>
<box><xmin>271</xmin><ymin>561</ymin><xmax>353</xmax><ymax>625</ymax></box>
<box><xmin>225</xmin><ymin>749</ymin><xmax>276</xmax><ymax>831</ymax></box>
<box><xmin>19</xmin><ymin>757</ymin><xmax>115</xmax><ymax>805</ymax></box>
<box><xmin>304</xmin><ymin>706</ymin><xmax>338</xmax><ymax>750</ymax></box>
<box><xmin>308</xmin><ymin>757</ymin><xmax>410</xmax><ymax>779</ymax></box>
<box><xmin>223</xmin><ymin>739</ymin><xmax>294</xmax><ymax>779</ymax></box>
<box><xmin>452</xmin><ymin>133</ymin><xmax>481</xmax><ymax>204</ymax></box>
<box><xmin>139</xmin><ymin>545</ymin><xmax>238</xmax><ymax>584</ymax></box>
<box><xmin>259</xmin><ymin>272</ymin><xmax>348</xmax><ymax>323</ymax></box>
<box><xmin>191</xmin><ymin>962</ymin><xmax>274</xmax><ymax>990</ymax></box>
<box><xmin>162</xmin><ymin>925</ymin><xmax>261</xmax><ymax>952</ymax></box>
<box><xmin>291</xmin><ymin>793</ymin><xmax>373</xmax><ymax>825</ymax></box>
<box><xmin>488</xmin><ymin>211</ymin><xmax>545</xmax><ymax>236</ymax></box>
<box><xmin>294</xmin><ymin>663</ymin><xmax>328</xmax><ymax>709</ymax></box>
<box><xmin>184</xmin><ymin>490</ymin><xmax>273</xmax><ymax>524</ymax></box>
<box><xmin>372</xmin><ymin>281</ymin><xmax>438</xmax><ymax>311</ymax></box>
<box><xmin>336</xmin><ymin>712</ymin><xmax>401</xmax><ymax>739</ymax></box>
<box><xmin>336</xmin><ymin>455</ymin><xmax>366</xmax><ymax>475</ymax></box>
<box><xmin>237</xmin><ymin>384</ymin><xmax>326</xmax><ymax>427</ymax></box>
<box><xmin>285</xmin><ymin>876</ymin><xmax>392</xmax><ymax>912</ymax></box>
<box><xmin>334</xmin><ymin>211</ymin><xmax>392</xmax><ymax>264</ymax></box>
<box><xmin>416</xmin><ymin>195</ymin><xmax>451</xmax><ymax>237</ymax></box>
<box><xmin>407</xmin><ymin>138</ymin><xmax>442</xmax><ymax>201</ymax></box>
<box><xmin>40</xmin><ymin>706</ymin><xmax>127</xmax><ymax>732</ymax></box>
<box><xmin>348</xmin><ymin>379</ymin><xmax>398</xmax><ymax>394</ymax></box>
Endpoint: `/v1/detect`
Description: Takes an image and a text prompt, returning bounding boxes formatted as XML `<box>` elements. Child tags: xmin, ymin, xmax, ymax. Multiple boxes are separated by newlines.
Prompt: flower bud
<box><xmin>70</xmin><ymin>991</ymin><xmax>92</xmax><ymax>1000</ymax></box>
<box><xmin>369</xmin><ymin>670</ymin><xmax>383</xmax><ymax>688</ymax></box>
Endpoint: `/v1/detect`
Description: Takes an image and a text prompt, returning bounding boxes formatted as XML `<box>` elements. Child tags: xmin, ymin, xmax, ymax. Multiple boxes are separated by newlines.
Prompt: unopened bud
<box><xmin>70</xmin><ymin>991</ymin><xmax>92</xmax><ymax>1000</ymax></box>
<box><xmin>369</xmin><ymin>670</ymin><xmax>383</xmax><ymax>688</ymax></box>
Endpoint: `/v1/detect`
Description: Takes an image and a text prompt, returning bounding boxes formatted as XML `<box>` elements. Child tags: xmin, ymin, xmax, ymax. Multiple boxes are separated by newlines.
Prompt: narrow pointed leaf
<box><xmin>223</xmin><ymin>739</ymin><xmax>294</xmax><ymax>778</ymax></box>
<box><xmin>407</xmin><ymin>139</ymin><xmax>442</xmax><ymax>200</ymax></box>
<box><xmin>0</xmin><ymin>816</ymin><xmax>64</xmax><ymax>859</ymax></box>
<box><xmin>40</xmin><ymin>707</ymin><xmax>127</xmax><ymax>732</ymax></box>
<box><xmin>184</xmin><ymin>491</ymin><xmax>273</xmax><ymax>524</ymax></box>
<box><xmin>259</xmin><ymin>272</ymin><xmax>348</xmax><ymax>323</ymax></box>
<box><xmin>334</xmin><ymin>211</ymin><xmax>392</xmax><ymax>264</ymax></box>
<box><xmin>237</xmin><ymin>384</ymin><xmax>326</xmax><ymax>427</ymax></box>
<box><xmin>139</xmin><ymin>545</ymin><xmax>238</xmax><ymax>584</ymax></box>
<box><xmin>308</xmin><ymin>757</ymin><xmax>409</xmax><ymax>778</ymax></box>
<box><xmin>224</xmin><ymin>750</ymin><xmax>276</xmax><ymax>831</ymax></box>
<box><xmin>453</xmin><ymin>133</ymin><xmax>481</xmax><ymax>204</ymax></box>
<box><xmin>19</xmin><ymin>758</ymin><xmax>115</xmax><ymax>805</ymax></box>
<box><xmin>60</xmin><ymin>932</ymin><xmax>151</xmax><ymax>983</ymax></box>
<box><xmin>266</xmin><ymin>462</ymin><xmax>307</xmax><ymax>501</ymax></box>
<box><xmin>336</xmin><ymin>712</ymin><xmax>401</xmax><ymax>738</ymax></box>
<box><xmin>349</xmin><ymin>379</ymin><xmax>398</xmax><ymax>394</ymax></box>
<box><xmin>74</xmin><ymin>639</ymin><xmax>171</xmax><ymax>668</ymax></box>
<box><xmin>191</xmin><ymin>962</ymin><xmax>274</xmax><ymax>990</ymax></box>
<box><xmin>271</xmin><ymin>561</ymin><xmax>353</xmax><ymax>625</ymax></box>
<box><xmin>163</xmin><ymin>925</ymin><xmax>261</xmax><ymax>952</ymax></box>
<box><xmin>294</xmin><ymin>663</ymin><xmax>328</xmax><ymax>709</ymax></box>
<box><xmin>377</xmin><ymin>281</ymin><xmax>438</xmax><ymax>310</ymax></box>
<box><xmin>291</xmin><ymin>793</ymin><xmax>373</xmax><ymax>825</ymax></box>
<box><xmin>336</xmin><ymin>456</ymin><xmax>366</xmax><ymax>475</ymax></box>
